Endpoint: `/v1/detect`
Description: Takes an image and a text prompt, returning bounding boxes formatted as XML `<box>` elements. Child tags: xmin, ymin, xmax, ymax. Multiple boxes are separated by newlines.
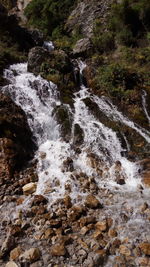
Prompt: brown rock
<box><xmin>51</xmin><ymin>243</ymin><xmax>67</xmax><ymax>256</ymax></box>
<box><xmin>68</xmin><ymin>205</ymin><xmax>86</xmax><ymax>221</ymax></box>
<box><xmin>119</xmin><ymin>245</ymin><xmax>131</xmax><ymax>256</ymax></box>
<box><xmin>138</xmin><ymin>257</ymin><xmax>150</xmax><ymax>266</ymax></box>
<box><xmin>32</xmin><ymin>195</ymin><xmax>48</xmax><ymax>205</ymax></box>
<box><xmin>93</xmin><ymin>230</ymin><xmax>103</xmax><ymax>240</ymax></box>
<box><xmin>80</xmin><ymin>226</ymin><xmax>89</xmax><ymax>235</ymax></box>
<box><xmin>44</xmin><ymin>229</ymin><xmax>55</xmax><ymax>239</ymax></box>
<box><xmin>79</xmin><ymin>216</ymin><xmax>96</xmax><ymax>227</ymax></box>
<box><xmin>85</xmin><ymin>195</ymin><xmax>102</xmax><ymax>209</ymax></box>
<box><xmin>139</xmin><ymin>242</ymin><xmax>150</xmax><ymax>256</ymax></box>
<box><xmin>108</xmin><ymin>229</ymin><xmax>118</xmax><ymax>237</ymax></box>
<box><xmin>63</xmin><ymin>195</ymin><xmax>72</xmax><ymax>208</ymax></box>
<box><xmin>19</xmin><ymin>248</ymin><xmax>41</xmax><ymax>263</ymax></box>
<box><xmin>10</xmin><ymin>247</ymin><xmax>22</xmax><ymax>260</ymax></box>
<box><xmin>10</xmin><ymin>226</ymin><xmax>22</xmax><ymax>236</ymax></box>
<box><xmin>95</xmin><ymin>221</ymin><xmax>107</xmax><ymax>232</ymax></box>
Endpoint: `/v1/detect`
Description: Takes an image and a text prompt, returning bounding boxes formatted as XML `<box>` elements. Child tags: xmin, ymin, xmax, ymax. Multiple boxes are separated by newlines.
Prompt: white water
<box><xmin>142</xmin><ymin>90</ymin><xmax>150</xmax><ymax>124</ymax></box>
<box><xmin>2</xmin><ymin>61</ymin><xmax>150</xmax><ymax>203</ymax></box>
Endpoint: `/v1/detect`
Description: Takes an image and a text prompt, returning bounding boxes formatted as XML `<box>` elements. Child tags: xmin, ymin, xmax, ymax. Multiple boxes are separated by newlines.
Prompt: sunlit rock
<box><xmin>22</xmin><ymin>182</ymin><xmax>37</xmax><ymax>195</ymax></box>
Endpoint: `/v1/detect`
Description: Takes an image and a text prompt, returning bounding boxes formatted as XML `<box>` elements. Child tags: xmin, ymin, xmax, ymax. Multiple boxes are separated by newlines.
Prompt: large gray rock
<box><xmin>73</xmin><ymin>38</ymin><xmax>92</xmax><ymax>56</ymax></box>
<box><xmin>66</xmin><ymin>0</ymin><xmax>112</xmax><ymax>38</ymax></box>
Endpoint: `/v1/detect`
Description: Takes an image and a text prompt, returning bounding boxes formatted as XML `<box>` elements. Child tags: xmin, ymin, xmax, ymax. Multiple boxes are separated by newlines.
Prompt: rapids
<box><xmin>2</xmin><ymin>61</ymin><xmax>150</xmax><ymax>202</ymax></box>
<box><xmin>1</xmin><ymin>60</ymin><xmax>150</xmax><ymax>267</ymax></box>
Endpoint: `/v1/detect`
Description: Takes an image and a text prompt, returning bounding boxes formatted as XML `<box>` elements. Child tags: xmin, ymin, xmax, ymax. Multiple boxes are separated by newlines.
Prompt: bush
<box><xmin>110</xmin><ymin>0</ymin><xmax>150</xmax><ymax>46</ymax></box>
<box><xmin>25</xmin><ymin>0</ymin><xmax>77</xmax><ymax>35</ymax></box>
<box><xmin>95</xmin><ymin>63</ymin><xmax>142</xmax><ymax>98</ymax></box>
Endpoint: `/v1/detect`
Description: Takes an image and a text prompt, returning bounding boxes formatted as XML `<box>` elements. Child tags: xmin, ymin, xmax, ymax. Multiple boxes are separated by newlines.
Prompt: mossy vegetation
<box><xmin>88</xmin><ymin>0</ymin><xmax>150</xmax><ymax>128</ymax></box>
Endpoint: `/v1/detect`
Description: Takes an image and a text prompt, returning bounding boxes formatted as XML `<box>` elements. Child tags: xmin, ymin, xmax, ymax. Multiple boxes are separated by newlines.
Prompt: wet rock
<box><xmin>10</xmin><ymin>246</ymin><xmax>22</xmax><ymax>260</ymax></box>
<box><xmin>0</xmin><ymin>93</ymin><xmax>35</xmax><ymax>169</ymax></box>
<box><xmin>63</xmin><ymin>195</ymin><xmax>72</xmax><ymax>208</ymax></box>
<box><xmin>73</xmin><ymin>123</ymin><xmax>84</xmax><ymax>146</ymax></box>
<box><xmin>28</xmin><ymin>47</ymin><xmax>49</xmax><ymax>74</ymax></box>
<box><xmin>68</xmin><ymin>205</ymin><xmax>86</xmax><ymax>221</ymax></box>
<box><xmin>51</xmin><ymin>243</ymin><xmax>67</xmax><ymax>257</ymax></box>
<box><xmin>32</xmin><ymin>195</ymin><xmax>48</xmax><ymax>206</ymax></box>
<box><xmin>5</xmin><ymin>262</ymin><xmax>18</xmax><ymax>267</ymax></box>
<box><xmin>22</xmin><ymin>182</ymin><xmax>37</xmax><ymax>195</ymax></box>
<box><xmin>19</xmin><ymin>248</ymin><xmax>41</xmax><ymax>263</ymax></box>
<box><xmin>62</xmin><ymin>157</ymin><xmax>74</xmax><ymax>172</ymax></box>
<box><xmin>139</xmin><ymin>242</ymin><xmax>150</xmax><ymax>256</ymax></box>
<box><xmin>84</xmin><ymin>195</ymin><xmax>101</xmax><ymax>209</ymax></box>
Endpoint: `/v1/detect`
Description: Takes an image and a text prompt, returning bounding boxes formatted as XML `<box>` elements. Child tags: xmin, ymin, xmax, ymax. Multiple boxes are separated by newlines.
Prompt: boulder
<box><xmin>28</xmin><ymin>47</ymin><xmax>71</xmax><ymax>75</ymax></box>
<box><xmin>137</xmin><ymin>158</ymin><xmax>150</xmax><ymax>187</ymax></box>
<box><xmin>0</xmin><ymin>93</ymin><xmax>36</xmax><ymax>171</ymax></box>
<box><xmin>73</xmin><ymin>38</ymin><xmax>92</xmax><ymax>56</ymax></box>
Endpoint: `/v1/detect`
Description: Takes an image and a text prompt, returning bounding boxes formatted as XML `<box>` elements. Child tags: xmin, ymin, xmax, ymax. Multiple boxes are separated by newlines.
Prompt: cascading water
<box><xmin>2</xmin><ymin>61</ymin><xmax>150</xmax><ymax>200</ymax></box>
<box><xmin>142</xmin><ymin>89</ymin><xmax>150</xmax><ymax>124</ymax></box>
<box><xmin>1</xmin><ymin>59</ymin><xmax>150</xmax><ymax>266</ymax></box>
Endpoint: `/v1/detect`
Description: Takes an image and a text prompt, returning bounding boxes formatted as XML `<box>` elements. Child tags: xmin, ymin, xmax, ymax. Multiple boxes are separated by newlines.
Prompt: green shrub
<box><xmin>25</xmin><ymin>0</ymin><xmax>77</xmax><ymax>35</ymax></box>
<box><xmin>95</xmin><ymin>63</ymin><xmax>142</xmax><ymax>98</ymax></box>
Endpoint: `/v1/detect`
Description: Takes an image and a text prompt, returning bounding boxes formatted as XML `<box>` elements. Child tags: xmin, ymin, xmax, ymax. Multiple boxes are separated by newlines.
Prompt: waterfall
<box><xmin>2</xmin><ymin>61</ymin><xmax>150</xmax><ymax>203</ymax></box>
<box><xmin>142</xmin><ymin>89</ymin><xmax>150</xmax><ymax>124</ymax></box>
<box><xmin>1</xmin><ymin>59</ymin><xmax>150</xmax><ymax>266</ymax></box>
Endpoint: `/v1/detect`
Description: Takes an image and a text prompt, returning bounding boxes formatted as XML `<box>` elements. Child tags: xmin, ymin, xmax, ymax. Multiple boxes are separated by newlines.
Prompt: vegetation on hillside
<box><xmin>25</xmin><ymin>0</ymin><xmax>77</xmax><ymax>36</ymax></box>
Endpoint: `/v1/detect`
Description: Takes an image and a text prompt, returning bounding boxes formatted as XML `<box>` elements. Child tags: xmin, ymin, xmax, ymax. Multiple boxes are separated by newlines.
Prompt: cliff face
<box><xmin>66</xmin><ymin>0</ymin><xmax>112</xmax><ymax>38</ymax></box>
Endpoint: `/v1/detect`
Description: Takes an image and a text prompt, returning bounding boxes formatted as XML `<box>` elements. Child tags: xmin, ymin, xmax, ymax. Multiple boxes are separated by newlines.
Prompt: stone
<box><xmin>63</xmin><ymin>195</ymin><xmax>72</xmax><ymax>208</ymax></box>
<box><xmin>68</xmin><ymin>205</ymin><xmax>86</xmax><ymax>221</ymax></box>
<box><xmin>44</xmin><ymin>229</ymin><xmax>55</xmax><ymax>239</ymax></box>
<box><xmin>84</xmin><ymin>195</ymin><xmax>101</xmax><ymax>209</ymax></box>
<box><xmin>93</xmin><ymin>230</ymin><xmax>103</xmax><ymax>240</ymax></box>
<box><xmin>10</xmin><ymin>226</ymin><xmax>22</xmax><ymax>236</ymax></box>
<box><xmin>10</xmin><ymin>247</ymin><xmax>22</xmax><ymax>260</ymax></box>
<box><xmin>80</xmin><ymin>226</ymin><xmax>89</xmax><ymax>235</ymax></box>
<box><xmin>19</xmin><ymin>248</ymin><xmax>41</xmax><ymax>263</ymax></box>
<box><xmin>138</xmin><ymin>257</ymin><xmax>150</xmax><ymax>266</ymax></box>
<box><xmin>73</xmin><ymin>38</ymin><xmax>92</xmax><ymax>56</ymax></box>
<box><xmin>22</xmin><ymin>182</ymin><xmax>37</xmax><ymax>195</ymax></box>
<box><xmin>95</xmin><ymin>221</ymin><xmax>107</xmax><ymax>232</ymax></box>
<box><xmin>79</xmin><ymin>216</ymin><xmax>96</xmax><ymax>227</ymax></box>
<box><xmin>119</xmin><ymin>245</ymin><xmax>131</xmax><ymax>256</ymax></box>
<box><xmin>1</xmin><ymin>234</ymin><xmax>15</xmax><ymax>256</ymax></box>
<box><xmin>32</xmin><ymin>195</ymin><xmax>48</xmax><ymax>205</ymax></box>
<box><xmin>139</xmin><ymin>242</ymin><xmax>150</xmax><ymax>256</ymax></box>
<box><xmin>5</xmin><ymin>262</ymin><xmax>18</xmax><ymax>267</ymax></box>
<box><xmin>51</xmin><ymin>243</ymin><xmax>67</xmax><ymax>256</ymax></box>
<box><xmin>108</xmin><ymin>229</ymin><xmax>118</xmax><ymax>237</ymax></box>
